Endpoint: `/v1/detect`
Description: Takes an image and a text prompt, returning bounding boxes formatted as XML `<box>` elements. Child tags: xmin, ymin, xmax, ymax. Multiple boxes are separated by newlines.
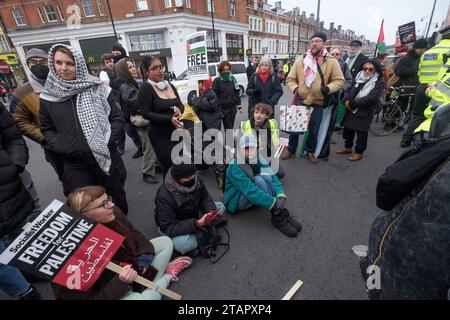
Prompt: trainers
<box><xmin>132</xmin><ymin>149</ymin><xmax>143</xmax><ymax>159</ymax></box>
<box><xmin>282</xmin><ymin>209</ymin><xmax>302</xmax><ymax>232</ymax></box>
<box><xmin>271</xmin><ymin>211</ymin><xmax>298</xmax><ymax>238</ymax></box>
<box><xmin>164</xmin><ymin>256</ymin><xmax>193</xmax><ymax>282</ymax></box>
<box><xmin>143</xmin><ymin>173</ymin><xmax>159</xmax><ymax>184</ymax></box>
<box><xmin>19</xmin><ymin>286</ymin><xmax>41</xmax><ymax>300</ymax></box>
<box><xmin>281</xmin><ymin>151</ymin><xmax>296</xmax><ymax>160</ymax></box>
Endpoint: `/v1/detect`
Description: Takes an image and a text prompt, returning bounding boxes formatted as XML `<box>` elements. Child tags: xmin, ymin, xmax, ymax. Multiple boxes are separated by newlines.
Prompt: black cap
<box><xmin>350</xmin><ymin>40</ymin><xmax>363</xmax><ymax>47</ymax></box>
<box><xmin>413</xmin><ymin>39</ymin><xmax>428</xmax><ymax>49</ymax></box>
<box><xmin>171</xmin><ymin>164</ymin><xmax>197</xmax><ymax>180</ymax></box>
<box><xmin>310</xmin><ymin>32</ymin><xmax>327</xmax><ymax>42</ymax></box>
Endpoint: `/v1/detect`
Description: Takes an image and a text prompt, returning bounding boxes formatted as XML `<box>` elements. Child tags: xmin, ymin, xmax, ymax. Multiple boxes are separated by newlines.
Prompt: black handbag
<box><xmin>317</xmin><ymin>60</ymin><xmax>339</xmax><ymax>107</ymax></box>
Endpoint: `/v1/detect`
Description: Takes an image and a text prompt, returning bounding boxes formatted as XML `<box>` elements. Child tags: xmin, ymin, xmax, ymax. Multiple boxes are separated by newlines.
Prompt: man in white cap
<box><xmin>224</xmin><ymin>135</ymin><xmax>302</xmax><ymax>238</ymax></box>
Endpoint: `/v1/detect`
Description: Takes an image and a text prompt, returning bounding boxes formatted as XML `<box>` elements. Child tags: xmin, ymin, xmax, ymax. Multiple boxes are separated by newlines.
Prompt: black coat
<box><xmin>40</xmin><ymin>93</ymin><xmax>124</xmax><ymax>162</ymax></box>
<box><xmin>246</xmin><ymin>64</ymin><xmax>257</xmax><ymax>82</ymax></box>
<box><xmin>246</xmin><ymin>72</ymin><xmax>283</xmax><ymax>113</ymax></box>
<box><xmin>192</xmin><ymin>88</ymin><xmax>222</xmax><ymax>130</ymax></box>
<box><xmin>343</xmin><ymin>76</ymin><xmax>384</xmax><ymax>132</ymax></box>
<box><xmin>0</xmin><ymin>103</ymin><xmax>33</xmax><ymax>238</ymax></box>
<box><xmin>119</xmin><ymin>82</ymin><xmax>140</xmax><ymax>116</ymax></box>
<box><xmin>394</xmin><ymin>50</ymin><xmax>421</xmax><ymax>87</ymax></box>
<box><xmin>348</xmin><ymin>53</ymin><xmax>370</xmax><ymax>79</ymax></box>
<box><xmin>212</xmin><ymin>77</ymin><xmax>241</xmax><ymax>110</ymax></box>
<box><xmin>155</xmin><ymin>174</ymin><xmax>216</xmax><ymax>238</ymax></box>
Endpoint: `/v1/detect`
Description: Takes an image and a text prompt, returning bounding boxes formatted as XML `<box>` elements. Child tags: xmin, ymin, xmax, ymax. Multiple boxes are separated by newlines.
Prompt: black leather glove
<box><xmin>321</xmin><ymin>86</ymin><xmax>330</xmax><ymax>96</ymax></box>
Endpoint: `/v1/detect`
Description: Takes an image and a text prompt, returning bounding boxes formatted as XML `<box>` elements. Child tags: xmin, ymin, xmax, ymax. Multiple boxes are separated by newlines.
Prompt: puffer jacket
<box><xmin>0</xmin><ymin>103</ymin><xmax>33</xmax><ymax>238</ymax></box>
<box><xmin>155</xmin><ymin>170</ymin><xmax>216</xmax><ymax>238</ymax></box>
<box><xmin>192</xmin><ymin>88</ymin><xmax>222</xmax><ymax>130</ymax></box>
<box><xmin>286</xmin><ymin>54</ymin><xmax>345</xmax><ymax>106</ymax></box>
<box><xmin>212</xmin><ymin>77</ymin><xmax>241</xmax><ymax>109</ymax></box>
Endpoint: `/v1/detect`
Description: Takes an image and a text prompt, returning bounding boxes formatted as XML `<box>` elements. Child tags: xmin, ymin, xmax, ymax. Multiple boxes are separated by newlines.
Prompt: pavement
<box><xmin>0</xmin><ymin>86</ymin><xmax>406</xmax><ymax>300</ymax></box>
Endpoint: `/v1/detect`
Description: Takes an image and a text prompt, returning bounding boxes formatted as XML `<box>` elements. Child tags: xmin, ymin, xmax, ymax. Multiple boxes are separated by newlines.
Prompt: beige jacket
<box><xmin>286</xmin><ymin>53</ymin><xmax>345</xmax><ymax>106</ymax></box>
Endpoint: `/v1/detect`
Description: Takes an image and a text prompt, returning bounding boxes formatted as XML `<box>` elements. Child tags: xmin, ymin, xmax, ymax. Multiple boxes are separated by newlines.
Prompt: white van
<box><xmin>172</xmin><ymin>61</ymin><xmax>248</xmax><ymax>105</ymax></box>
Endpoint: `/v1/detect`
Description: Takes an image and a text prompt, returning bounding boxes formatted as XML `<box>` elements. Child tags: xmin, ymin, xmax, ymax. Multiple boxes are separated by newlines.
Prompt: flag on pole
<box><xmin>376</xmin><ymin>20</ymin><xmax>387</xmax><ymax>54</ymax></box>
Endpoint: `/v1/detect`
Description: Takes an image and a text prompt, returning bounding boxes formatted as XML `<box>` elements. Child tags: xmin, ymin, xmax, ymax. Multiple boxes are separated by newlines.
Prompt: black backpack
<box><xmin>195</xmin><ymin>223</ymin><xmax>230</xmax><ymax>263</ymax></box>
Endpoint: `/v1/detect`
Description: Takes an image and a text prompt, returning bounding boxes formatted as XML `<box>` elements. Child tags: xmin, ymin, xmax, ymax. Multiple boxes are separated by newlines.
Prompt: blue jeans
<box><xmin>237</xmin><ymin>175</ymin><xmax>276</xmax><ymax>211</ymax></box>
<box><xmin>0</xmin><ymin>238</ymin><xmax>30</xmax><ymax>297</ymax></box>
<box><xmin>306</xmin><ymin>107</ymin><xmax>324</xmax><ymax>153</ymax></box>
<box><xmin>171</xmin><ymin>202</ymin><xmax>226</xmax><ymax>254</ymax></box>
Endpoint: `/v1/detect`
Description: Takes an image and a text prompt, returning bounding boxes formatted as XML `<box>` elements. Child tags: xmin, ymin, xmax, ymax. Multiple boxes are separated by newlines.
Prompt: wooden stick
<box><xmin>106</xmin><ymin>262</ymin><xmax>181</xmax><ymax>300</ymax></box>
<box><xmin>282</xmin><ymin>280</ymin><xmax>303</xmax><ymax>300</ymax></box>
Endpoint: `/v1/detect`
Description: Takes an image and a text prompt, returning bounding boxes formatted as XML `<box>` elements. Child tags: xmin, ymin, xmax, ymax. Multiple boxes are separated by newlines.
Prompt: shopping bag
<box><xmin>278</xmin><ymin>95</ymin><xmax>312</xmax><ymax>134</ymax></box>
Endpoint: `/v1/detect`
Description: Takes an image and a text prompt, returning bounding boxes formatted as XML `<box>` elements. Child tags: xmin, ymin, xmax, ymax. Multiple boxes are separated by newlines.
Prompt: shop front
<box><xmin>79</xmin><ymin>36</ymin><xmax>118</xmax><ymax>77</ymax></box>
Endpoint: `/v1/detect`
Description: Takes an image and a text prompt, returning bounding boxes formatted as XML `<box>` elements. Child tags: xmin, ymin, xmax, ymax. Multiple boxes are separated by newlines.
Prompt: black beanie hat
<box><xmin>310</xmin><ymin>32</ymin><xmax>327</xmax><ymax>42</ymax></box>
<box><xmin>171</xmin><ymin>164</ymin><xmax>197</xmax><ymax>180</ymax></box>
<box><xmin>413</xmin><ymin>39</ymin><xmax>428</xmax><ymax>49</ymax></box>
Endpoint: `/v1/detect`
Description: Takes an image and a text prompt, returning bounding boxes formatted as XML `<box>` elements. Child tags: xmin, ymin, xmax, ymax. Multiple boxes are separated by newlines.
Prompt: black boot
<box><xmin>400</xmin><ymin>135</ymin><xmax>412</xmax><ymax>148</ymax></box>
<box><xmin>271</xmin><ymin>209</ymin><xmax>298</xmax><ymax>238</ymax></box>
<box><xmin>282</xmin><ymin>209</ymin><xmax>302</xmax><ymax>232</ymax></box>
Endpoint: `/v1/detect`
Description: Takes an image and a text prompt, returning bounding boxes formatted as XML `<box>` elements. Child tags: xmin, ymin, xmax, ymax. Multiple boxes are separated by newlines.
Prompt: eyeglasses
<box><xmin>363</xmin><ymin>67</ymin><xmax>375</xmax><ymax>72</ymax></box>
<box><xmin>28</xmin><ymin>59</ymin><xmax>48</xmax><ymax>67</ymax></box>
<box><xmin>80</xmin><ymin>195</ymin><xmax>113</xmax><ymax>213</ymax></box>
<box><xmin>150</xmin><ymin>65</ymin><xmax>165</xmax><ymax>72</ymax></box>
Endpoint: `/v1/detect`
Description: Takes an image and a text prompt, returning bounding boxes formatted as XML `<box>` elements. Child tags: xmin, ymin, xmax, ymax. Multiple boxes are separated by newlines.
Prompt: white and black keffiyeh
<box><xmin>41</xmin><ymin>44</ymin><xmax>112</xmax><ymax>174</ymax></box>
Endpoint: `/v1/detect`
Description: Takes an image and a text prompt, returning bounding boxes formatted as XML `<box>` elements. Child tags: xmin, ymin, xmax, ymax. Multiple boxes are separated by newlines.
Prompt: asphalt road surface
<box><xmin>1</xmin><ymin>86</ymin><xmax>405</xmax><ymax>300</ymax></box>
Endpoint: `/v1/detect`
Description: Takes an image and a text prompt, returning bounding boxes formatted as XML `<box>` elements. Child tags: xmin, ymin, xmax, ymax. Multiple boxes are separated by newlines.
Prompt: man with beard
<box><xmin>283</xmin><ymin>32</ymin><xmax>344</xmax><ymax>163</ymax></box>
<box><xmin>9</xmin><ymin>49</ymin><xmax>62</xmax><ymax>216</ymax></box>
<box><xmin>224</xmin><ymin>135</ymin><xmax>302</xmax><ymax>238</ymax></box>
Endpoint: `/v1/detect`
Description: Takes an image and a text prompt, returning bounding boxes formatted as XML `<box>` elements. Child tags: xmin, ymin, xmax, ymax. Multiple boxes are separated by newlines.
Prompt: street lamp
<box><xmin>210</xmin><ymin>0</ymin><xmax>217</xmax><ymax>61</ymax></box>
<box><xmin>106</xmin><ymin>0</ymin><xmax>120</xmax><ymax>43</ymax></box>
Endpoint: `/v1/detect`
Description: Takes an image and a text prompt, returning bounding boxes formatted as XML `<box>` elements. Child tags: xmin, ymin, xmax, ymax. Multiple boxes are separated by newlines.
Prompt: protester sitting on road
<box><xmin>240</xmin><ymin>103</ymin><xmax>285</xmax><ymax>179</ymax></box>
<box><xmin>0</xmin><ymin>102</ymin><xmax>41</xmax><ymax>300</ymax></box>
<box><xmin>39</xmin><ymin>44</ymin><xmax>129</xmax><ymax>214</ymax></box>
<box><xmin>52</xmin><ymin>186</ymin><xmax>192</xmax><ymax>300</ymax></box>
<box><xmin>116</xmin><ymin>58</ymin><xmax>159</xmax><ymax>185</ymax></box>
<box><xmin>224</xmin><ymin>135</ymin><xmax>302</xmax><ymax>238</ymax></box>
<box><xmin>246</xmin><ymin>56</ymin><xmax>283</xmax><ymax>119</ymax></box>
<box><xmin>191</xmin><ymin>77</ymin><xmax>226</xmax><ymax>189</ymax></box>
<box><xmin>155</xmin><ymin>164</ymin><xmax>226</xmax><ymax>256</ymax></box>
<box><xmin>337</xmin><ymin>59</ymin><xmax>384</xmax><ymax>161</ymax></box>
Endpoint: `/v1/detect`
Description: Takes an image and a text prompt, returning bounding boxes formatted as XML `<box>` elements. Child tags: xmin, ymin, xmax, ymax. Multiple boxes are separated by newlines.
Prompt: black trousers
<box><xmin>117</xmin><ymin>113</ymin><xmax>142</xmax><ymax>151</ymax></box>
<box><xmin>61</xmin><ymin>148</ymin><xmax>128</xmax><ymax>214</ymax></box>
<box><xmin>44</xmin><ymin>149</ymin><xmax>64</xmax><ymax>181</ymax></box>
<box><xmin>222</xmin><ymin>106</ymin><xmax>237</xmax><ymax>131</ymax></box>
<box><xmin>404</xmin><ymin>84</ymin><xmax>431</xmax><ymax>138</ymax></box>
<box><xmin>343</xmin><ymin>128</ymin><xmax>368</xmax><ymax>154</ymax></box>
<box><xmin>149</xmin><ymin>132</ymin><xmax>178</xmax><ymax>176</ymax></box>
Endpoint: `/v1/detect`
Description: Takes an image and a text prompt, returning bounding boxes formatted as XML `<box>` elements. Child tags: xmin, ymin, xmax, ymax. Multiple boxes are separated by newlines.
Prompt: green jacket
<box><xmin>224</xmin><ymin>157</ymin><xmax>286</xmax><ymax>213</ymax></box>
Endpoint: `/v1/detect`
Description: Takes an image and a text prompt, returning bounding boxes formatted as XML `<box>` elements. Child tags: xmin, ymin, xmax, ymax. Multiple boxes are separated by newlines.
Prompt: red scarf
<box><xmin>257</xmin><ymin>69</ymin><xmax>271</xmax><ymax>84</ymax></box>
<box><xmin>200</xmin><ymin>77</ymin><xmax>213</xmax><ymax>97</ymax></box>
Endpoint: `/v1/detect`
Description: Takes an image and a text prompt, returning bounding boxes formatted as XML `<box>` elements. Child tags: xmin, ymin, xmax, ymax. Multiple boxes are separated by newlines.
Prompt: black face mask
<box><xmin>181</xmin><ymin>178</ymin><xmax>196</xmax><ymax>188</ymax></box>
<box><xmin>113</xmin><ymin>55</ymin><xmax>125</xmax><ymax>64</ymax></box>
<box><xmin>30</xmin><ymin>65</ymin><xmax>49</xmax><ymax>80</ymax></box>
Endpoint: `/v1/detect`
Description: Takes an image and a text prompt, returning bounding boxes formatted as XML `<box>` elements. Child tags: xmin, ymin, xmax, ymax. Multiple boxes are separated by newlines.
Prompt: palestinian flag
<box><xmin>376</xmin><ymin>20</ymin><xmax>387</xmax><ymax>54</ymax></box>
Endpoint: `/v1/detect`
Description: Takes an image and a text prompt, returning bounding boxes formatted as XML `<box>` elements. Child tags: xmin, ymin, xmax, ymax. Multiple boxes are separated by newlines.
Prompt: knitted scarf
<box><xmin>40</xmin><ymin>44</ymin><xmax>112</xmax><ymax>174</ymax></box>
<box><xmin>257</xmin><ymin>69</ymin><xmax>271</xmax><ymax>84</ymax></box>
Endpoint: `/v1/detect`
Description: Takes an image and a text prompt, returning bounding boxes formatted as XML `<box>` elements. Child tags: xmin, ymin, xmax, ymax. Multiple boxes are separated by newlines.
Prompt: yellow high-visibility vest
<box><xmin>240</xmin><ymin>119</ymin><xmax>279</xmax><ymax>150</ymax></box>
<box><xmin>418</xmin><ymin>39</ymin><xmax>450</xmax><ymax>85</ymax></box>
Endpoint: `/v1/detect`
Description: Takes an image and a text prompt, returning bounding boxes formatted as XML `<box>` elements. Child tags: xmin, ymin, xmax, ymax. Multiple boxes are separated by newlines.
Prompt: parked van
<box><xmin>172</xmin><ymin>61</ymin><xmax>248</xmax><ymax>105</ymax></box>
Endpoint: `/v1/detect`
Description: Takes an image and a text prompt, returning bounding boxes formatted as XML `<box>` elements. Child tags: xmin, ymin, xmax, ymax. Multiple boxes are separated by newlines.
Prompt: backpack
<box><xmin>195</xmin><ymin>223</ymin><xmax>230</xmax><ymax>263</ymax></box>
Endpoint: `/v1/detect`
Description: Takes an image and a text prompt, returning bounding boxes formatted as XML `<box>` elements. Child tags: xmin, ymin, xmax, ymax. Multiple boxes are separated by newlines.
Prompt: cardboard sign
<box><xmin>0</xmin><ymin>200</ymin><xmax>124</xmax><ymax>292</ymax></box>
<box><xmin>186</xmin><ymin>31</ymin><xmax>209</xmax><ymax>81</ymax></box>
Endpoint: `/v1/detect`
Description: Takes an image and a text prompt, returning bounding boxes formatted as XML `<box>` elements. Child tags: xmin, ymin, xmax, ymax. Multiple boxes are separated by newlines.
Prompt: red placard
<box><xmin>52</xmin><ymin>224</ymin><xmax>124</xmax><ymax>292</ymax></box>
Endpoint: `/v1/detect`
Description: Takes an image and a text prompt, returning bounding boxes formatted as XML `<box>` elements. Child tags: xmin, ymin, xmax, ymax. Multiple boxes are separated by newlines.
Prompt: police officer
<box><xmin>401</xmin><ymin>26</ymin><xmax>450</xmax><ymax>147</ymax></box>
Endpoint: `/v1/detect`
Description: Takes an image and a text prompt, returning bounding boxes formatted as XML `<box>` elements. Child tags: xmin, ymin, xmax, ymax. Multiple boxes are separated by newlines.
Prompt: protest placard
<box><xmin>186</xmin><ymin>31</ymin><xmax>209</xmax><ymax>81</ymax></box>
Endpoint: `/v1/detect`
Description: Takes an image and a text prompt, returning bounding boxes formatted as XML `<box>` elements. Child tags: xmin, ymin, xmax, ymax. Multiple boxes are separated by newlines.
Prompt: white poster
<box><xmin>186</xmin><ymin>31</ymin><xmax>209</xmax><ymax>81</ymax></box>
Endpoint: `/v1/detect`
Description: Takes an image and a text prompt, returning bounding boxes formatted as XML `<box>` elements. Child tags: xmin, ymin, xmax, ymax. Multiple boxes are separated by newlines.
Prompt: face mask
<box><xmin>113</xmin><ymin>55</ymin><xmax>124</xmax><ymax>64</ymax></box>
<box><xmin>181</xmin><ymin>177</ymin><xmax>196</xmax><ymax>188</ymax></box>
<box><xmin>30</xmin><ymin>65</ymin><xmax>49</xmax><ymax>80</ymax></box>
<box><xmin>221</xmin><ymin>72</ymin><xmax>231</xmax><ymax>81</ymax></box>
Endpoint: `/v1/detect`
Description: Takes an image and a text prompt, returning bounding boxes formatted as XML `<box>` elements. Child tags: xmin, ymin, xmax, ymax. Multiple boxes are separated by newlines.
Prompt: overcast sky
<box><xmin>272</xmin><ymin>0</ymin><xmax>450</xmax><ymax>44</ymax></box>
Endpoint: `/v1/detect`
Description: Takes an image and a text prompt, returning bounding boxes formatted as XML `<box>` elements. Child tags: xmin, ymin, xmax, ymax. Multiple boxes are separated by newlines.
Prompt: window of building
<box><xmin>174</xmin><ymin>0</ymin><xmax>183</xmax><ymax>6</ymax></box>
<box><xmin>265</xmin><ymin>20</ymin><xmax>276</xmax><ymax>34</ymax></box>
<box><xmin>249</xmin><ymin>17</ymin><xmax>262</xmax><ymax>32</ymax></box>
<box><xmin>129</xmin><ymin>33</ymin><xmax>165</xmax><ymax>51</ymax></box>
<box><xmin>97</xmin><ymin>0</ymin><xmax>105</xmax><ymax>16</ymax></box>
<box><xmin>226</xmin><ymin>33</ymin><xmax>243</xmax><ymax>48</ymax></box>
<box><xmin>230</xmin><ymin>1</ymin><xmax>236</xmax><ymax>16</ymax></box>
<box><xmin>12</xmin><ymin>8</ymin><xmax>26</xmax><ymax>26</ymax></box>
<box><xmin>164</xmin><ymin>0</ymin><xmax>172</xmax><ymax>8</ymax></box>
<box><xmin>43</xmin><ymin>4</ymin><xmax>58</xmax><ymax>22</ymax></box>
<box><xmin>37</xmin><ymin>7</ymin><xmax>46</xmax><ymax>24</ymax></box>
<box><xmin>0</xmin><ymin>36</ymin><xmax>9</xmax><ymax>52</ymax></box>
<box><xmin>82</xmin><ymin>0</ymin><xmax>96</xmax><ymax>17</ymax></box>
<box><xmin>57</xmin><ymin>3</ymin><xmax>65</xmax><ymax>20</ymax></box>
<box><xmin>136</xmin><ymin>0</ymin><xmax>148</xmax><ymax>11</ymax></box>
<box><xmin>207</xmin><ymin>0</ymin><xmax>215</xmax><ymax>12</ymax></box>
<box><xmin>205</xmin><ymin>30</ymin><xmax>220</xmax><ymax>47</ymax></box>
<box><xmin>185</xmin><ymin>0</ymin><xmax>191</xmax><ymax>8</ymax></box>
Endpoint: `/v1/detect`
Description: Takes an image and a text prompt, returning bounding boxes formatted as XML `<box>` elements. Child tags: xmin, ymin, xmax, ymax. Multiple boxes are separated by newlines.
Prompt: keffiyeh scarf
<box><xmin>304</xmin><ymin>49</ymin><xmax>328</xmax><ymax>88</ymax></box>
<box><xmin>41</xmin><ymin>44</ymin><xmax>112</xmax><ymax>174</ymax></box>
